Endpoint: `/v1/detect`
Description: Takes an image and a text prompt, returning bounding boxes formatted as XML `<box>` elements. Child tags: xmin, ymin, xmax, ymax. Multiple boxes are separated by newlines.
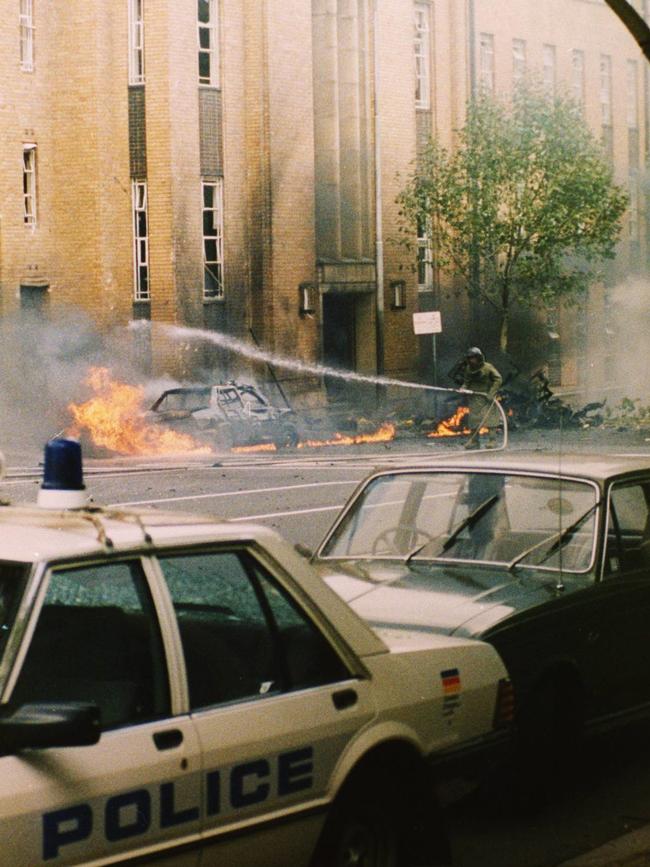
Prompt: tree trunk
<box><xmin>499</xmin><ymin>310</ymin><xmax>509</xmax><ymax>353</ymax></box>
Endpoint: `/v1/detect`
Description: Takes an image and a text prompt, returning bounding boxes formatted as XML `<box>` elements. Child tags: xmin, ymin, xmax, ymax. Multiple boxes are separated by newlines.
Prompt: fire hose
<box><xmin>457</xmin><ymin>390</ymin><xmax>509</xmax><ymax>451</ymax></box>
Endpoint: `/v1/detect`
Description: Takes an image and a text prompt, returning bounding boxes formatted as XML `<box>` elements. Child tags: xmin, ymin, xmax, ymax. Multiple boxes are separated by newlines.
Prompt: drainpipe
<box><xmin>468</xmin><ymin>0</ymin><xmax>477</xmax><ymax>98</ymax></box>
<box><xmin>373</xmin><ymin>0</ymin><xmax>385</xmax><ymax>378</ymax></box>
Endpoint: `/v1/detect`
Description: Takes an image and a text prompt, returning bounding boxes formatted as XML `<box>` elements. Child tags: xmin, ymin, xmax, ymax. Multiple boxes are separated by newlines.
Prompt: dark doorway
<box><xmin>322</xmin><ymin>294</ymin><xmax>356</xmax><ymax>400</ymax></box>
<box><xmin>20</xmin><ymin>284</ymin><xmax>49</xmax><ymax>314</ymax></box>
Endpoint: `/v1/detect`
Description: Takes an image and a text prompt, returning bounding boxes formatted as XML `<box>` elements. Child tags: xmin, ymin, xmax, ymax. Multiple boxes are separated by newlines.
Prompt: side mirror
<box><xmin>0</xmin><ymin>702</ymin><xmax>101</xmax><ymax>752</ymax></box>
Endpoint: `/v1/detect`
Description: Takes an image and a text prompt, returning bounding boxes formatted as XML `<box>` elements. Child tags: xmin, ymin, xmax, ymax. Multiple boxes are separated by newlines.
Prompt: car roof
<box><xmin>0</xmin><ymin>506</ymin><xmax>268</xmax><ymax>564</ymax></box>
<box><xmin>159</xmin><ymin>387</ymin><xmax>211</xmax><ymax>395</ymax></box>
<box><xmin>373</xmin><ymin>450</ymin><xmax>650</xmax><ymax>484</ymax></box>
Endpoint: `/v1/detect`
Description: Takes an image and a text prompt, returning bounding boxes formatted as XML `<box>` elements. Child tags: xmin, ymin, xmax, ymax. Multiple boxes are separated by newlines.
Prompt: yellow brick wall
<box><xmin>0</xmin><ymin>0</ymin><xmax>644</xmax><ymax>393</ymax></box>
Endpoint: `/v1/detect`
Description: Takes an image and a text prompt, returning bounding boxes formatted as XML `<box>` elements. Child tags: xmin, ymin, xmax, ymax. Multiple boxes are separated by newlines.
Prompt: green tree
<box><xmin>397</xmin><ymin>87</ymin><xmax>628</xmax><ymax>352</ymax></box>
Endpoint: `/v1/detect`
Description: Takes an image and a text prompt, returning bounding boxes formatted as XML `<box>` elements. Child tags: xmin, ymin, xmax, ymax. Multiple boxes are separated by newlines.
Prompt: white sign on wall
<box><xmin>412</xmin><ymin>311</ymin><xmax>442</xmax><ymax>335</ymax></box>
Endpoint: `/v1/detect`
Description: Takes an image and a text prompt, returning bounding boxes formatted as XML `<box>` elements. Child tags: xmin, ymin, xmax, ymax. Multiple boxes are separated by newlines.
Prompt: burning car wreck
<box><xmin>147</xmin><ymin>382</ymin><xmax>300</xmax><ymax>450</ymax></box>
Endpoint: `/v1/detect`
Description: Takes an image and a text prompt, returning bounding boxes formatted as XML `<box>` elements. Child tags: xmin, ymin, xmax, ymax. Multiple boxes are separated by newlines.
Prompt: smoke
<box><xmin>0</xmin><ymin>308</ymin><xmax>508</xmax><ymax>459</ymax></box>
<box><xmin>0</xmin><ymin>310</ymin><xmax>144</xmax><ymax>451</ymax></box>
<box><xmin>130</xmin><ymin>320</ymin><xmax>509</xmax><ymax>434</ymax></box>
<box><xmin>599</xmin><ymin>277</ymin><xmax>650</xmax><ymax>403</ymax></box>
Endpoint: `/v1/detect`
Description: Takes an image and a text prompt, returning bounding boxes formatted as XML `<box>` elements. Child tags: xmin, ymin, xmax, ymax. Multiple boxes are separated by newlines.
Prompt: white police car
<box><xmin>0</xmin><ymin>440</ymin><xmax>512</xmax><ymax>866</ymax></box>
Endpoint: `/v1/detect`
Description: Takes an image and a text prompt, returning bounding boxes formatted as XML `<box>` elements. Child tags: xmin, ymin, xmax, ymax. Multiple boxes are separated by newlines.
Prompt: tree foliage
<box><xmin>397</xmin><ymin>87</ymin><xmax>629</xmax><ymax>351</ymax></box>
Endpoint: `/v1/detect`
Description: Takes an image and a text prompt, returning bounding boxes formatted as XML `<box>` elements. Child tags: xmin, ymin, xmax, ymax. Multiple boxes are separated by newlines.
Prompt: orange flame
<box><xmin>298</xmin><ymin>422</ymin><xmax>396</xmax><ymax>448</ymax></box>
<box><xmin>68</xmin><ymin>367</ymin><xmax>213</xmax><ymax>456</ymax></box>
<box><xmin>232</xmin><ymin>422</ymin><xmax>397</xmax><ymax>453</ymax></box>
<box><xmin>427</xmin><ymin>407</ymin><xmax>488</xmax><ymax>438</ymax></box>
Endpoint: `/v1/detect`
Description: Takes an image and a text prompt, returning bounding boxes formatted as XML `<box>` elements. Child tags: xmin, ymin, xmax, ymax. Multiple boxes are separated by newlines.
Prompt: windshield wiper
<box><xmin>507</xmin><ymin>500</ymin><xmax>600</xmax><ymax>572</ymax></box>
<box><xmin>405</xmin><ymin>494</ymin><xmax>500</xmax><ymax>563</ymax></box>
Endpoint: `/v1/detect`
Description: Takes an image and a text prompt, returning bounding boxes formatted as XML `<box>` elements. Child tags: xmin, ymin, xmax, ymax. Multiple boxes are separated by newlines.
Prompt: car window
<box><xmin>240</xmin><ymin>388</ymin><xmax>269</xmax><ymax>413</ymax></box>
<box><xmin>606</xmin><ymin>482</ymin><xmax>650</xmax><ymax>575</ymax></box>
<box><xmin>249</xmin><ymin>560</ymin><xmax>350</xmax><ymax>691</ymax></box>
<box><xmin>322</xmin><ymin>473</ymin><xmax>460</xmax><ymax>556</ymax></box>
<box><xmin>323</xmin><ymin>471</ymin><xmax>597</xmax><ymax>571</ymax></box>
<box><xmin>156</xmin><ymin>390</ymin><xmax>209</xmax><ymax>412</ymax></box>
<box><xmin>11</xmin><ymin>560</ymin><xmax>170</xmax><ymax>730</ymax></box>
<box><xmin>158</xmin><ymin>550</ymin><xmax>349</xmax><ymax>709</ymax></box>
<box><xmin>0</xmin><ymin>563</ymin><xmax>29</xmax><ymax>669</ymax></box>
<box><xmin>217</xmin><ymin>388</ymin><xmax>241</xmax><ymax>406</ymax></box>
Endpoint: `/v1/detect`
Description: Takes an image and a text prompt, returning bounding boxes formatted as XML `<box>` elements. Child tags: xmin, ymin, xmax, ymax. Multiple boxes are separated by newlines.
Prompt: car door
<box><xmin>0</xmin><ymin>559</ymin><xmax>202</xmax><ymax>867</ymax></box>
<box><xmin>156</xmin><ymin>547</ymin><xmax>377</xmax><ymax>867</ymax></box>
<box><xmin>595</xmin><ymin>477</ymin><xmax>650</xmax><ymax>715</ymax></box>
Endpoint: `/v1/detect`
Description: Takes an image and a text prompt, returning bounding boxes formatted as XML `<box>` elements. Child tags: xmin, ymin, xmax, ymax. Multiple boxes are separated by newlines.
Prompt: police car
<box><xmin>0</xmin><ymin>440</ymin><xmax>512</xmax><ymax>866</ymax></box>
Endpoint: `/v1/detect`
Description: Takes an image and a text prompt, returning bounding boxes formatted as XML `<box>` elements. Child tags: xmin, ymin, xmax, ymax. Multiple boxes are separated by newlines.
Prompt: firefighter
<box><xmin>460</xmin><ymin>347</ymin><xmax>503</xmax><ymax>449</ymax></box>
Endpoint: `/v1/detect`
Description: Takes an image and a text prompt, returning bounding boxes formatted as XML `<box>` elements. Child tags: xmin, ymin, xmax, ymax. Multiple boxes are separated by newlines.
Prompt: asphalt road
<box><xmin>3</xmin><ymin>426</ymin><xmax>650</xmax><ymax>866</ymax></box>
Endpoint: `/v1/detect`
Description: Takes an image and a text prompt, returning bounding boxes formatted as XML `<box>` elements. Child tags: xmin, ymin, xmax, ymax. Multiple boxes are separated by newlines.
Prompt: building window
<box><xmin>629</xmin><ymin>180</ymin><xmax>640</xmax><ymax>243</ymax></box>
<box><xmin>132</xmin><ymin>181</ymin><xmax>149</xmax><ymax>301</ymax></box>
<box><xmin>600</xmin><ymin>54</ymin><xmax>612</xmax><ymax>126</ymax></box>
<box><xmin>414</xmin><ymin>2</ymin><xmax>431</xmax><ymax>110</ymax></box>
<box><xmin>23</xmin><ymin>144</ymin><xmax>37</xmax><ymax>226</ymax></box>
<box><xmin>627</xmin><ymin>59</ymin><xmax>639</xmax><ymax>128</ymax></box>
<box><xmin>417</xmin><ymin>217</ymin><xmax>433</xmax><ymax>291</ymax></box>
<box><xmin>20</xmin><ymin>0</ymin><xmax>34</xmax><ymax>71</ymax></box>
<box><xmin>198</xmin><ymin>0</ymin><xmax>220</xmax><ymax>87</ymax></box>
<box><xmin>479</xmin><ymin>33</ymin><xmax>495</xmax><ymax>93</ymax></box>
<box><xmin>203</xmin><ymin>179</ymin><xmax>223</xmax><ymax>300</ymax></box>
<box><xmin>628</xmin><ymin>60</ymin><xmax>639</xmax><ymax>171</ymax></box>
<box><xmin>128</xmin><ymin>0</ymin><xmax>145</xmax><ymax>85</ymax></box>
<box><xmin>601</xmin><ymin>125</ymin><xmax>614</xmax><ymax>164</ymax></box>
<box><xmin>543</xmin><ymin>44</ymin><xmax>556</xmax><ymax>95</ymax></box>
<box><xmin>600</xmin><ymin>54</ymin><xmax>613</xmax><ymax>163</ymax></box>
<box><xmin>512</xmin><ymin>38</ymin><xmax>526</xmax><ymax>87</ymax></box>
<box><xmin>571</xmin><ymin>49</ymin><xmax>585</xmax><ymax>110</ymax></box>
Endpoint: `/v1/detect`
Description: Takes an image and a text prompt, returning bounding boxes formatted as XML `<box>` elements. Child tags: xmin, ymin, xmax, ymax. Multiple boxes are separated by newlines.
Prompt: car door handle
<box><xmin>332</xmin><ymin>688</ymin><xmax>358</xmax><ymax>711</ymax></box>
<box><xmin>153</xmin><ymin>729</ymin><xmax>184</xmax><ymax>751</ymax></box>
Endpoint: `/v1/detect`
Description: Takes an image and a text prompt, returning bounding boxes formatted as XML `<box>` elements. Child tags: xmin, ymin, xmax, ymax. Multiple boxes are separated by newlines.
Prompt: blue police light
<box><xmin>37</xmin><ymin>438</ymin><xmax>88</xmax><ymax>509</ymax></box>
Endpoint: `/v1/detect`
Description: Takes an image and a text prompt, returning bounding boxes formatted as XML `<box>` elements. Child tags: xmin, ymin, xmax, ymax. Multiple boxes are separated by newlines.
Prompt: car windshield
<box><xmin>154</xmin><ymin>390</ymin><xmax>210</xmax><ymax>412</ymax></box>
<box><xmin>321</xmin><ymin>471</ymin><xmax>599</xmax><ymax>573</ymax></box>
<box><xmin>0</xmin><ymin>562</ymin><xmax>30</xmax><ymax>673</ymax></box>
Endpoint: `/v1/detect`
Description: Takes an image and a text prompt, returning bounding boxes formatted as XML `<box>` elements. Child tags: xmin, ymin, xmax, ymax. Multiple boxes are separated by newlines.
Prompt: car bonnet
<box><xmin>317</xmin><ymin>559</ymin><xmax>562</xmax><ymax>638</ymax></box>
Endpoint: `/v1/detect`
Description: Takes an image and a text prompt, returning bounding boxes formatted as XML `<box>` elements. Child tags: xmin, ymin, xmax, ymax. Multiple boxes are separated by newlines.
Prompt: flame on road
<box><xmin>298</xmin><ymin>422</ymin><xmax>396</xmax><ymax>448</ymax></box>
<box><xmin>231</xmin><ymin>422</ymin><xmax>397</xmax><ymax>453</ymax></box>
<box><xmin>427</xmin><ymin>407</ymin><xmax>487</xmax><ymax>438</ymax></box>
<box><xmin>68</xmin><ymin>368</ymin><xmax>213</xmax><ymax>456</ymax></box>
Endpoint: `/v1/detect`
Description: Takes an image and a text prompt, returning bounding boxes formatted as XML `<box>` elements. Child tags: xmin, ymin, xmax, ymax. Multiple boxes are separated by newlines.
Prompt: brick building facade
<box><xmin>0</xmin><ymin>0</ymin><xmax>646</xmax><ymax>398</ymax></box>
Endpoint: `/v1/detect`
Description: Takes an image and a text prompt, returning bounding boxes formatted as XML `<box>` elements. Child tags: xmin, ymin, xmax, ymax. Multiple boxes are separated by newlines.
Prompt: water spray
<box><xmin>128</xmin><ymin>320</ymin><xmax>509</xmax><ymax>446</ymax></box>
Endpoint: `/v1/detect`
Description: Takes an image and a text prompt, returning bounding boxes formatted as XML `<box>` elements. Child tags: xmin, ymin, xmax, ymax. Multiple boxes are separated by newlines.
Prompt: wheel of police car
<box><xmin>312</xmin><ymin>759</ymin><xmax>449</xmax><ymax>867</ymax></box>
<box><xmin>371</xmin><ymin>525</ymin><xmax>434</xmax><ymax>556</ymax></box>
<box><xmin>319</xmin><ymin>802</ymin><xmax>398</xmax><ymax>866</ymax></box>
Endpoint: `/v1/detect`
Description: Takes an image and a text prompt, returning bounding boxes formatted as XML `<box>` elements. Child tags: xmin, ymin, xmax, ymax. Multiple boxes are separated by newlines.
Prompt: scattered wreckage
<box><xmin>147</xmin><ymin>370</ymin><xmax>613</xmax><ymax>455</ymax></box>
<box><xmin>499</xmin><ymin>369</ymin><xmax>606</xmax><ymax>431</ymax></box>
